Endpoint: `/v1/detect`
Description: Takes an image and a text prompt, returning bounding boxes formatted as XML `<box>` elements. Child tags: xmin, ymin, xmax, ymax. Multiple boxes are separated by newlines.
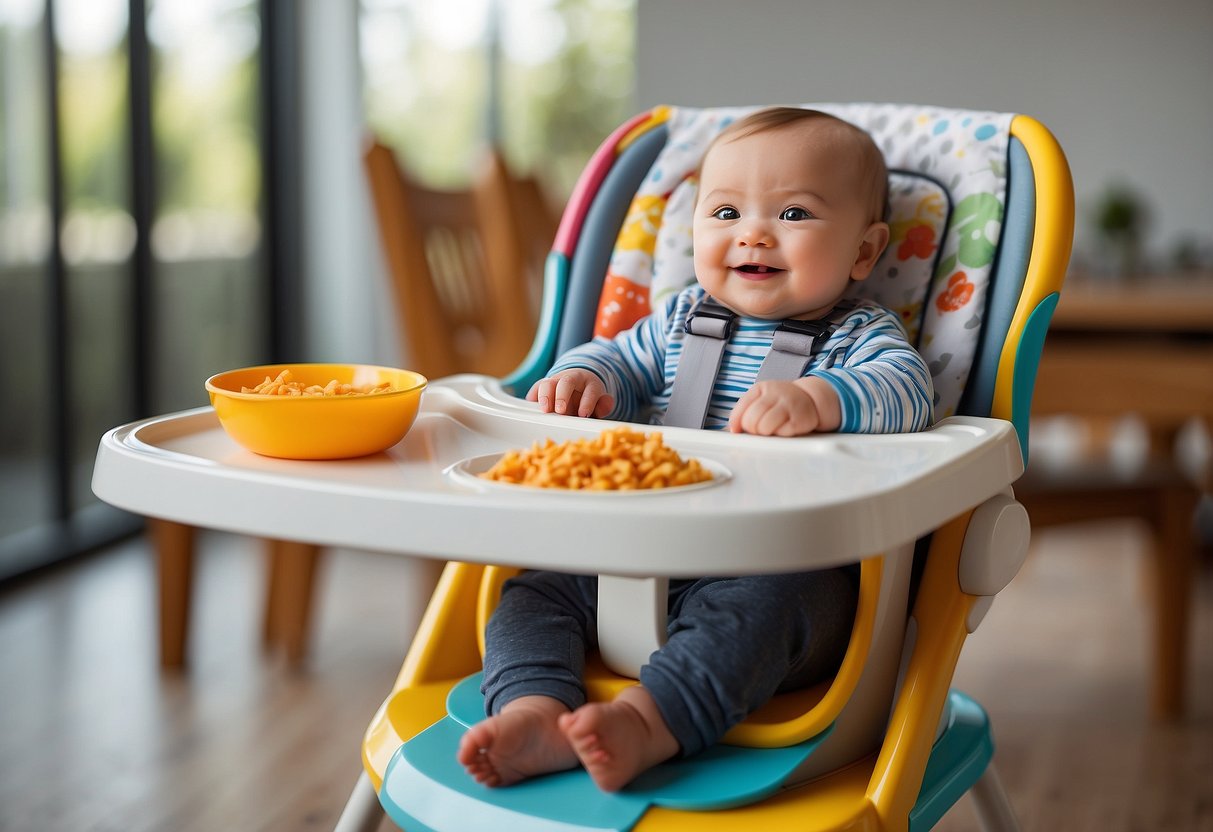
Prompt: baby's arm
<box><xmin>728</xmin><ymin>377</ymin><xmax>841</xmax><ymax>436</ymax></box>
<box><xmin>527</xmin><ymin>293</ymin><xmax>681</xmax><ymax>422</ymax></box>
<box><xmin>730</xmin><ymin>305</ymin><xmax>933</xmax><ymax>436</ymax></box>
<box><xmin>813</xmin><ymin>308</ymin><xmax>935</xmax><ymax>434</ymax></box>
<box><xmin>527</xmin><ymin>369</ymin><xmax>616</xmax><ymax>418</ymax></box>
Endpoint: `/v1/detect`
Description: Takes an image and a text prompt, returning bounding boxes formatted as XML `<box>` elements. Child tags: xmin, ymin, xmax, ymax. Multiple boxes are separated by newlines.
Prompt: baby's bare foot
<box><xmin>557</xmin><ymin>687</ymin><xmax>679</xmax><ymax>792</ymax></box>
<box><xmin>456</xmin><ymin>696</ymin><xmax>579</xmax><ymax>787</ymax></box>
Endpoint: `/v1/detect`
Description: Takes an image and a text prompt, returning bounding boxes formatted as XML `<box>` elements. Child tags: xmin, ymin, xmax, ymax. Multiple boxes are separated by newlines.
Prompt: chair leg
<box><xmin>969</xmin><ymin>763</ymin><xmax>1020</xmax><ymax>832</ymax></box>
<box><xmin>262</xmin><ymin>541</ymin><xmax>287</xmax><ymax>648</ymax></box>
<box><xmin>151</xmin><ymin>519</ymin><xmax>196</xmax><ymax>668</ymax></box>
<box><xmin>1147</xmin><ymin>485</ymin><xmax>1199</xmax><ymax>719</ymax></box>
<box><xmin>333</xmin><ymin>772</ymin><xmax>385</xmax><ymax>832</ymax></box>
<box><xmin>262</xmin><ymin>539</ymin><xmax>324</xmax><ymax>666</ymax></box>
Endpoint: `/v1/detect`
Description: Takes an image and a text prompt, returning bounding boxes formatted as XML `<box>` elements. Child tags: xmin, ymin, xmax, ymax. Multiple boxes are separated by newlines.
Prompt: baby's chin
<box><xmin>722</xmin><ymin>290</ymin><xmax>822</xmax><ymax>321</ymax></box>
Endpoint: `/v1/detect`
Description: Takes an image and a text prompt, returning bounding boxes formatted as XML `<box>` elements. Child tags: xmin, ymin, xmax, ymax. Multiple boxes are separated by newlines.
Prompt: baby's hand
<box><xmin>728</xmin><ymin>377</ymin><xmax>841</xmax><ymax>436</ymax></box>
<box><xmin>527</xmin><ymin>369</ymin><xmax>615</xmax><ymax>418</ymax></box>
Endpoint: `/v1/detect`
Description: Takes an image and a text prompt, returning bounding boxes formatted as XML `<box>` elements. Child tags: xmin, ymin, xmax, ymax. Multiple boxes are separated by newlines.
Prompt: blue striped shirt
<box><xmin>552</xmin><ymin>285</ymin><xmax>934</xmax><ymax>433</ymax></box>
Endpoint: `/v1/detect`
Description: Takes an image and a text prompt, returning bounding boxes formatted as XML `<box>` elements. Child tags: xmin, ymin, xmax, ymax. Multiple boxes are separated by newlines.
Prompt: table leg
<box><xmin>1148</xmin><ymin>485</ymin><xmax>1199</xmax><ymax>720</ymax></box>
<box><xmin>151</xmin><ymin>519</ymin><xmax>196</xmax><ymax>668</ymax></box>
<box><xmin>1017</xmin><ymin>474</ymin><xmax>1200</xmax><ymax>721</ymax></box>
<box><xmin>263</xmin><ymin>542</ymin><xmax>285</xmax><ymax>649</ymax></box>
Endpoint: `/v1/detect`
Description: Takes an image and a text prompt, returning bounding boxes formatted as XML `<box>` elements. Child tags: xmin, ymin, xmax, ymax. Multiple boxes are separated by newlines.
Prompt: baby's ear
<box><xmin>850</xmin><ymin>222</ymin><xmax>890</xmax><ymax>281</ymax></box>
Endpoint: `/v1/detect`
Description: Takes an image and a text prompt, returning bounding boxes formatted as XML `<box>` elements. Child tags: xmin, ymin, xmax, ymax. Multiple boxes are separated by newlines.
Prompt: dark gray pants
<box><xmin>480</xmin><ymin>567</ymin><xmax>858</xmax><ymax>756</ymax></box>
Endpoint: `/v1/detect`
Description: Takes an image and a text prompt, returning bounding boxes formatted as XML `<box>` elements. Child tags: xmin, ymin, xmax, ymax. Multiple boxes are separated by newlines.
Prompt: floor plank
<box><xmin>0</xmin><ymin>521</ymin><xmax>1209</xmax><ymax>831</ymax></box>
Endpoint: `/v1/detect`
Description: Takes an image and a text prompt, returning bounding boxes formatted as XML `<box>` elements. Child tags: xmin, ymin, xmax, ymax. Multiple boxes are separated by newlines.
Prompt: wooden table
<box><xmin>1023</xmin><ymin>271</ymin><xmax>1213</xmax><ymax>718</ymax></box>
<box><xmin>1033</xmin><ymin>273</ymin><xmax>1213</xmax><ymax>438</ymax></box>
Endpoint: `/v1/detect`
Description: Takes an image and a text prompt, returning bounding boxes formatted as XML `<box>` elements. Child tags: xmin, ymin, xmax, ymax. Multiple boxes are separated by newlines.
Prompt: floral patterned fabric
<box><xmin>593</xmin><ymin>104</ymin><xmax>1014</xmax><ymax>418</ymax></box>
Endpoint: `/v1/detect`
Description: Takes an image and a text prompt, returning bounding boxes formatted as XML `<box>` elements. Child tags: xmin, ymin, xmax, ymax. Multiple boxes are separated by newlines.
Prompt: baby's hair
<box><xmin>707</xmin><ymin>107</ymin><xmax>889</xmax><ymax>224</ymax></box>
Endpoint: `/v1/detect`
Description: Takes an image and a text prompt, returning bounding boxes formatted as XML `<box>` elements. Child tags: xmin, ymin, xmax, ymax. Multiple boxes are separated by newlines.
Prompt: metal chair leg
<box><xmin>334</xmin><ymin>772</ymin><xmax>385</xmax><ymax>832</ymax></box>
<box><xmin>969</xmin><ymin>763</ymin><xmax>1020</xmax><ymax>832</ymax></box>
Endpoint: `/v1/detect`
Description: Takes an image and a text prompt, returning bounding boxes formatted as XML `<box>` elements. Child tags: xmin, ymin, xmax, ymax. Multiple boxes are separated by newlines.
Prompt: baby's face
<box><xmin>692</xmin><ymin>124</ymin><xmax>886</xmax><ymax>321</ymax></box>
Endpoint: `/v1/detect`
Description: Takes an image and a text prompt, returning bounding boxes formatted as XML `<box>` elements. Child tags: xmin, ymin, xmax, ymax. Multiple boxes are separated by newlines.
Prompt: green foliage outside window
<box><xmin>361</xmin><ymin>0</ymin><xmax>636</xmax><ymax>197</ymax></box>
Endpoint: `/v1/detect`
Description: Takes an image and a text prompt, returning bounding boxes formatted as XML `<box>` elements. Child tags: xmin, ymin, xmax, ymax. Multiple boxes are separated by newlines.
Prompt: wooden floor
<box><xmin>0</xmin><ymin>520</ymin><xmax>1210</xmax><ymax>831</ymax></box>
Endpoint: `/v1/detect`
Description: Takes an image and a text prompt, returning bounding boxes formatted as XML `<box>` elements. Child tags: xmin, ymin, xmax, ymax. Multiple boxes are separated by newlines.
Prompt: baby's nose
<box><xmin>737</xmin><ymin>223</ymin><xmax>773</xmax><ymax>246</ymax></box>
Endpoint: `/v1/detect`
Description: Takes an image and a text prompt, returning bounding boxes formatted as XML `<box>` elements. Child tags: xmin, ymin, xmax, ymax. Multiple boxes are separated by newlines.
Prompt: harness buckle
<box><xmin>774</xmin><ymin>317</ymin><xmax>834</xmax><ymax>341</ymax></box>
<box><xmin>770</xmin><ymin>299</ymin><xmax>858</xmax><ymax>355</ymax></box>
<box><xmin>684</xmin><ymin>296</ymin><xmax>737</xmax><ymax>340</ymax></box>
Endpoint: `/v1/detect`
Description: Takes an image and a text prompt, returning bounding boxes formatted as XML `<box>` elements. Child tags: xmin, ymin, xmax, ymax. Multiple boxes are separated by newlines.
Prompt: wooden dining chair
<box><xmin>253</xmin><ymin>141</ymin><xmax>557</xmax><ymax>666</ymax></box>
<box><xmin>257</xmin><ymin>141</ymin><xmax>558</xmax><ymax>662</ymax></box>
<box><xmin>153</xmin><ymin>143</ymin><xmax>558</xmax><ymax>670</ymax></box>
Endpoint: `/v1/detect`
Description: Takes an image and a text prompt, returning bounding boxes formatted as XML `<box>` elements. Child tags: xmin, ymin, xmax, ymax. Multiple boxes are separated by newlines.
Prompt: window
<box><xmin>0</xmin><ymin>0</ymin><xmax>279</xmax><ymax>580</ymax></box>
<box><xmin>56</xmin><ymin>0</ymin><xmax>136</xmax><ymax>514</ymax></box>
<box><xmin>0</xmin><ymin>0</ymin><xmax>56</xmax><ymax>550</ymax></box>
<box><xmin>147</xmin><ymin>0</ymin><xmax>265</xmax><ymax>414</ymax></box>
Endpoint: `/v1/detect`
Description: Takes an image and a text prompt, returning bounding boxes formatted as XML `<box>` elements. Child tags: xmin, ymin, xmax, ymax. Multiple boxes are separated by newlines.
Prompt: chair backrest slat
<box><xmin>364</xmin><ymin>140</ymin><xmax>554</xmax><ymax>379</ymax></box>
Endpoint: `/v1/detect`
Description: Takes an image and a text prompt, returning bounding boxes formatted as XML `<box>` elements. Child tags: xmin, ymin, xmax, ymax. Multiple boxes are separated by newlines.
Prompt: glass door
<box><xmin>0</xmin><ymin>0</ymin><xmax>284</xmax><ymax>581</ymax></box>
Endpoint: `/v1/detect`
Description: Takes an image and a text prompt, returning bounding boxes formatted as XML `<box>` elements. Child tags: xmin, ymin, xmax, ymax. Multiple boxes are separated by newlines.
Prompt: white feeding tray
<box><xmin>92</xmin><ymin>373</ymin><xmax>1025</xmax><ymax>577</ymax></box>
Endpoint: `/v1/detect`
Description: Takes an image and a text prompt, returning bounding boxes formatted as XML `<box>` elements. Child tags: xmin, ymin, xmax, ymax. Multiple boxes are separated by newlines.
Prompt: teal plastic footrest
<box><xmin>378</xmin><ymin>673</ymin><xmax>835</xmax><ymax>832</ymax></box>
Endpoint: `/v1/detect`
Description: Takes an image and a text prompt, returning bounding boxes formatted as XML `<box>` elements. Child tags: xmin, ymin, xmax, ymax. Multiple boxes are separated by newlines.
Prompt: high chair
<box><xmin>328</xmin><ymin>102</ymin><xmax>1074</xmax><ymax>832</ymax></box>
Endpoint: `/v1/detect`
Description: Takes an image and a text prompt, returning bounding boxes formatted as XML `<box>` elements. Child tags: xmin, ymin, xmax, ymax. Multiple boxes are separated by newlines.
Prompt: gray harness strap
<box><xmin>663</xmin><ymin>295</ymin><xmax>855</xmax><ymax>429</ymax></box>
<box><xmin>663</xmin><ymin>295</ymin><xmax>737</xmax><ymax>429</ymax></box>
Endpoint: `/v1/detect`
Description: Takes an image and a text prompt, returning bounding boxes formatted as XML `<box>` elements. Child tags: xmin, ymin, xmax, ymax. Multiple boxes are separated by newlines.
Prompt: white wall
<box><xmin>635</xmin><ymin>0</ymin><xmax>1213</xmax><ymax>267</ymax></box>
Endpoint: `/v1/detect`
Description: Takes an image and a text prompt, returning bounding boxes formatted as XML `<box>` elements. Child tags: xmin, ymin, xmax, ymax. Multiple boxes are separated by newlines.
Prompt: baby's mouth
<box><xmin>733</xmin><ymin>263</ymin><xmax>785</xmax><ymax>279</ymax></box>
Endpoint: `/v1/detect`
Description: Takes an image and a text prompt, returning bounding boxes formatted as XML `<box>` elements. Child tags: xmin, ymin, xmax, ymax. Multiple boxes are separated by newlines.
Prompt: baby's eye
<box><xmin>711</xmin><ymin>206</ymin><xmax>740</xmax><ymax>220</ymax></box>
<box><xmin>780</xmin><ymin>207</ymin><xmax>813</xmax><ymax>221</ymax></box>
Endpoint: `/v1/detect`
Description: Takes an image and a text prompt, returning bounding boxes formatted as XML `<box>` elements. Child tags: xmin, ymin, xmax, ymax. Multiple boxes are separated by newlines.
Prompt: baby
<box><xmin>457</xmin><ymin>108</ymin><xmax>934</xmax><ymax>792</ymax></box>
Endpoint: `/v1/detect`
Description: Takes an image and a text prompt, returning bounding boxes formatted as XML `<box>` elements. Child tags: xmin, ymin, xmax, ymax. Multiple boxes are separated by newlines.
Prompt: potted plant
<box><xmin>1092</xmin><ymin>183</ymin><xmax>1147</xmax><ymax>279</ymax></box>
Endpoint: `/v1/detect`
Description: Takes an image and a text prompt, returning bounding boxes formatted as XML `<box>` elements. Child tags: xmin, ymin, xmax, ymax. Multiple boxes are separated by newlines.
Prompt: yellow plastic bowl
<box><xmin>205</xmin><ymin>363</ymin><xmax>427</xmax><ymax>460</ymax></box>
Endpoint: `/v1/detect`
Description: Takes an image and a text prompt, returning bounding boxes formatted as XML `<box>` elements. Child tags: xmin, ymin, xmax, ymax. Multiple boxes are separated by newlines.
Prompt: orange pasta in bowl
<box><xmin>480</xmin><ymin>427</ymin><xmax>713</xmax><ymax>491</ymax></box>
<box><xmin>240</xmin><ymin>369</ymin><xmax>398</xmax><ymax>397</ymax></box>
